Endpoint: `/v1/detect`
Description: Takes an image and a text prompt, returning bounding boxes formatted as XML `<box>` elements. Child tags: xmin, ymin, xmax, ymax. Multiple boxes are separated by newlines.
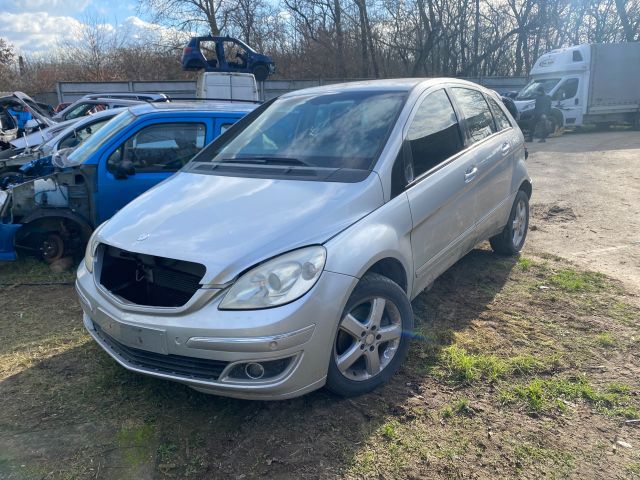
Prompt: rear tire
<box><xmin>490</xmin><ymin>190</ymin><xmax>530</xmax><ymax>256</ymax></box>
<box><xmin>326</xmin><ymin>273</ymin><xmax>413</xmax><ymax>397</ymax></box>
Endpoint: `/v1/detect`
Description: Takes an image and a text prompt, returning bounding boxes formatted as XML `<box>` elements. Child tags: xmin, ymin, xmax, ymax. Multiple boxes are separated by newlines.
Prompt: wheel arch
<box><xmin>17</xmin><ymin>209</ymin><xmax>93</xmax><ymax>245</ymax></box>
<box><xmin>519</xmin><ymin>179</ymin><xmax>532</xmax><ymax>199</ymax></box>
<box><xmin>361</xmin><ymin>257</ymin><xmax>409</xmax><ymax>294</ymax></box>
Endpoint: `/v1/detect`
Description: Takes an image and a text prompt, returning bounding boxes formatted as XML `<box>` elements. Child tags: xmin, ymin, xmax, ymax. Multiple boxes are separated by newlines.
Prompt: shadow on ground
<box><xmin>0</xmin><ymin>248</ymin><xmax>516</xmax><ymax>479</ymax></box>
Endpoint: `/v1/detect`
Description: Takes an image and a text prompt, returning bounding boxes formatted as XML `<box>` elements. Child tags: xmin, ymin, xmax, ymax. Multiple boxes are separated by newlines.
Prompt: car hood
<box><xmin>99</xmin><ymin>171</ymin><xmax>384</xmax><ymax>285</ymax></box>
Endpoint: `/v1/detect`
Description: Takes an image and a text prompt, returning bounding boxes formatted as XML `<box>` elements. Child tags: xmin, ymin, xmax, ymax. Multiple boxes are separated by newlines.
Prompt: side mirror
<box><xmin>114</xmin><ymin>160</ymin><xmax>135</xmax><ymax>180</ymax></box>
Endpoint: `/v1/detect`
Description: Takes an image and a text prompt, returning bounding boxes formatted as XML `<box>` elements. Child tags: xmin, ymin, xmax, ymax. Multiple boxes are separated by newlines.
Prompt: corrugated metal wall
<box><xmin>55</xmin><ymin>76</ymin><xmax>528</xmax><ymax>103</ymax></box>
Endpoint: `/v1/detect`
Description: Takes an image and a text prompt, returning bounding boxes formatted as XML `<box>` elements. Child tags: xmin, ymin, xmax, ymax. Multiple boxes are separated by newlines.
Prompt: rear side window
<box><xmin>108</xmin><ymin>123</ymin><xmax>206</xmax><ymax>174</ymax></box>
<box><xmin>452</xmin><ymin>88</ymin><xmax>496</xmax><ymax>143</ymax></box>
<box><xmin>405</xmin><ymin>89</ymin><xmax>464</xmax><ymax>179</ymax></box>
<box><xmin>487</xmin><ymin>97</ymin><xmax>512</xmax><ymax>131</ymax></box>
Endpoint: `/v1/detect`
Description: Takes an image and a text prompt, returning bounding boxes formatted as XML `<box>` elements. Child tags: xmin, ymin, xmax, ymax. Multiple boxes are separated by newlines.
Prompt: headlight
<box><xmin>522</xmin><ymin>102</ymin><xmax>535</xmax><ymax>111</ymax></box>
<box><xmin>84</xmin><ymin>222</ymin><xmax>106</xmax><ymax>273</ymax></box>
<box><xmin>219</xmin><ymin>246</ymin><xmax>326</xmax><ymax>310</ymax></box>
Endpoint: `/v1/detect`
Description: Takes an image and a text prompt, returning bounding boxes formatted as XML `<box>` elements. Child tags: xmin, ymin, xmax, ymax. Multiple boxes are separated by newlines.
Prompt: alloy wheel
<box><xmin>333</xmin><ymin>297</ymin><xmax>403</xmax><ymax>381</ymax></box>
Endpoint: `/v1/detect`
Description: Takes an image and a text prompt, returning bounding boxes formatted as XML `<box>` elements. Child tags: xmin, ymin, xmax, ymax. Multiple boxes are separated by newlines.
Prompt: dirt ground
<box><xmin>525</xmin><ymin>129</ymin><xmax>640</xmax><ymax>293</ymax></box>
<box><xmin>1</xmin><ymin>130</ymin><xmax>639</xmax><ymax>479</ymax></box>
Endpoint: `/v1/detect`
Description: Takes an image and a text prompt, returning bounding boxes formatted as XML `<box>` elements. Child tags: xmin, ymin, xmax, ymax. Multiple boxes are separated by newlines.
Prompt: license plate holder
<box><xmin>93</xmin><ymin>308</ymin><xmax>168</xmax><ymax>354</ymax></box>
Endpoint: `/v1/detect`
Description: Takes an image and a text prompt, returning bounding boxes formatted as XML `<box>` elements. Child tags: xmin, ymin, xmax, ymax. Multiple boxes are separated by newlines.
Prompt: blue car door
<box><xmin>95</xmin><ymin>117</ymin><xmax>214</xmax><ymax>223</ymax></box>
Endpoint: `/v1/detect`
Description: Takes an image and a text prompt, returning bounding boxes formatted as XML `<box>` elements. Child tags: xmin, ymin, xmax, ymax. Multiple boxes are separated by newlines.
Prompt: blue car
<box><xmin>181</xmin><ymin>36</ymin><xmax>275</xmax><ymax>81</ymax></box>
<box><xmin>0</xmin><ymin>101</ymin><xmax>257</xmax><ymax>261</ymax></box>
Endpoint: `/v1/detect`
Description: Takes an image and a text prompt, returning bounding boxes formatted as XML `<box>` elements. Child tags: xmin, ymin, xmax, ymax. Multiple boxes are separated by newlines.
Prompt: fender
<box><xmin>324</xmin><ymin>193</ymin><xmax>414</xmax><ymax>297</ymax></box>
<box><xmin>19</xmin><ymin>208</ymin><xmax>93</xmax><ymax>243</ymax></box>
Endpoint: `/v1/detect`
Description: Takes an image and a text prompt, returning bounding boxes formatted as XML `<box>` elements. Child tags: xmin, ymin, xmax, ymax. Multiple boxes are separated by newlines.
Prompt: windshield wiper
<box><xmin>217</xmin><ymin>157</ymin><xmax>313</xmax><ymax>167</ymax></box>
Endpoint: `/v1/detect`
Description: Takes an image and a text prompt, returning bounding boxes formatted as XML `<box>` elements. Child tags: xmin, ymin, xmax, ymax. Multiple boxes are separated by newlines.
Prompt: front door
<box><xmin>552</xmin><ymin>77</ymin><xmax>582</xmax><ymax>126</ymax></box>
<box><xmin>95</xmin><ymin>119</ymin><xmax>209</xmax><ymax>223</ymax></box>
<box><xmin>403</xmin><ymin>88</ymin><xmax>478</xmax><ymax>294</ymax></box>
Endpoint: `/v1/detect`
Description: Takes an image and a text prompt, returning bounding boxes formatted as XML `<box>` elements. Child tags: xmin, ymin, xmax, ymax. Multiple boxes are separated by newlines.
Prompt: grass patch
<box><xmin>517</xmin><ymin>257</ymin><xmax>533</xmax><ymax>271</ymax></box>
<box><xmin>594</xmin><ymin>332</ymin><xmax>616</xmax><ymax>348</ymax></box>
<box><xmin>442</xmin><ymin>398</ymin><xmax>475</xmax><ymax>419</ymax></box>
<box><xmin>0</xmin><ymin>257</ymin><xmax>76</xmax><ymax>284</ymax></box>
<box><xmin>548</xmin><ymin>268</ymin><xmax>607</xmax><ymax>292</ymax></box>
<box><xmin>438</xmin><ymin>345</ymin><xmax>551</xmax><ymax>383</ymax></box>
<box><xmin>514</xmin><ymin>443</ymin><xmax>574</xmax><ymax>477</ymax></box>
<box><xmin>506</xmin><ymin>376</ymin><xmax>639</xmax><ymax>417</ymax></box>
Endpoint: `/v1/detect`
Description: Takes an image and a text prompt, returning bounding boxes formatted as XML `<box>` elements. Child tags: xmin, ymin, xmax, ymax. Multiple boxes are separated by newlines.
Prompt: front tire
<box><xmin>326</xmin><ymin>273</ymin><xmax>413</xmax><ymax>397</ymax></box>
<box><xmin>490</xmin><ymin>190</ymin><xmax>530</xmax><ymax>255</ymax></box>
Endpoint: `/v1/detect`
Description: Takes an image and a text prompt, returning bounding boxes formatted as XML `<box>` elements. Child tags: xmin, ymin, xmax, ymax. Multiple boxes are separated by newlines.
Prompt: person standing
<box><xmin>527</xmin><ymin>86</ymin><xmax>552</xmax><ymax>143</ymax></box>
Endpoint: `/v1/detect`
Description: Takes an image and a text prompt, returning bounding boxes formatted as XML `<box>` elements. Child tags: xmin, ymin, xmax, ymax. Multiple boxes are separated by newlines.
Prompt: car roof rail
<box><xmin>159</xmin><ymin>97</ymin><xmax>263</xmax><ymax>104</ymax></box>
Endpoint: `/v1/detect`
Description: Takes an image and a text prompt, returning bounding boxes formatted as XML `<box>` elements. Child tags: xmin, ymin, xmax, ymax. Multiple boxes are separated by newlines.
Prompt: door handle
<box><xmin>464</xmin><ymin>166</ymin><xmax>478</xmax><ymax>183</ymax></box>
<box><xmin>501</xmin><ymin>142</ymin><xmax>511</xmax><ymax>155</ymax></box>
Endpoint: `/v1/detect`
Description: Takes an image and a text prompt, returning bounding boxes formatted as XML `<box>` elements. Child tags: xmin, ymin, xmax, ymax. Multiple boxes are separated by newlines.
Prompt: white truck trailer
<box><xmin>515</xmin><ymin>43</ymin><xmax>640</xmax><ymax>132</ymax></box>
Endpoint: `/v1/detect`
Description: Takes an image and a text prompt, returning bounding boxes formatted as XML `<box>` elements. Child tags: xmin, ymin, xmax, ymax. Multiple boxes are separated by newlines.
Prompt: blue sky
<box><xmin>0</xmin><ymin>0</ymin><xmax>171</xmax><ymax>55</ymax></box>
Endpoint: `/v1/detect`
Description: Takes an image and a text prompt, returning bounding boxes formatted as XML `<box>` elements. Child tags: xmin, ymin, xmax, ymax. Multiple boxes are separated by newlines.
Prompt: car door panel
<box><xmin>400</xmin><ymin>88</ymin><xmax>478</xmax><ymax>295</ymax></box>
<box><xmin>408</xmin><ymin>149</ymin><xmax>482</xmax><ymax>293</ymax></box>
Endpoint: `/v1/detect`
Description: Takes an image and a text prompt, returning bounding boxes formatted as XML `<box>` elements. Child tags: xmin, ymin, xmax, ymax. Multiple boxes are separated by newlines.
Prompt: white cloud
<box><xmin>1</xmin><ymin>0</ymin><xmax>91</xmax><ymax>14</ymax></box>
<box><xmin>0</xmin><ymin>12</ymin><xmax>185</xmax><ymax>55</ymax></box>
<box><xmin>1</xmin><ymin>12</ymin><xmax>84</xmax><ymax>54</ymax></box>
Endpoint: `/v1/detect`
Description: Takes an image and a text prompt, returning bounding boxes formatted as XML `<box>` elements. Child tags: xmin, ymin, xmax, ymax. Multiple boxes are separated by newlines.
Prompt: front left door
<box><xmin>95</xmin><ymin>119</ymin><xmax>209</xmax><ymax>223</ymax></box>
<box><xmin>553</xmin><ymin>78</ymin><xmax>582</xmax><ymax>126</ymax></box>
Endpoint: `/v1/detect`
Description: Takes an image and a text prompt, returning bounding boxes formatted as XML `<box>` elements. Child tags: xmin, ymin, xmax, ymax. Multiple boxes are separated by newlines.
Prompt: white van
<box><xmin>515</xmin><ymin>43</ymin><xmax>640</xmax><ymax>131</ymax></box>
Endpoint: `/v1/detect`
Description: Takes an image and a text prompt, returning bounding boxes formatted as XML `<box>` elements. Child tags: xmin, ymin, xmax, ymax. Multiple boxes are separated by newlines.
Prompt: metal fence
<box><xmin>53</xmin><ymin>76</ymin><xmax>527</xmax><ymax>104</ymax></box>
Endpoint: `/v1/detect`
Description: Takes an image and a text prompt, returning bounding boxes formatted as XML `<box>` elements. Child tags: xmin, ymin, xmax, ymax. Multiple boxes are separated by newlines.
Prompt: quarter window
<box><xmin>452</xmin><ymin>88</ymin><xmax>496</xmax><ymax>143</ymax></box>
<box><xmin>487</xmin><ymin>97</ymin><xmax>512</xmax><ymax>131</ymax></box>
<box><xmin>405</xmin><ymin>89</ymin><xmax>464</xmax><ymax>179</ymax></box>
<box><xmin>107</xmin><ymin>123</ymin><xmax>206</xmax><ymax>174</ymax></box>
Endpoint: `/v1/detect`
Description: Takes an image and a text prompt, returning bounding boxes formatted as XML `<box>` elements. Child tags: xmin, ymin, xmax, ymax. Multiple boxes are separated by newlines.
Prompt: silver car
<box><xmin>77</xmin><ymin>79</ymin><xmax>531</xmax><ymax>400</ymax></box>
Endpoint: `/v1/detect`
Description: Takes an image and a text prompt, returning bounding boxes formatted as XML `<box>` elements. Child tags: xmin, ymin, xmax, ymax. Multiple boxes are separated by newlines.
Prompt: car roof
<box><xmin>279</xmin><ymin>77</ymin><xmax>489</xmax><ymax>98</ymax></box>
<box><xmin>81</xmin><ymin>92</ymin><xmax>167</xmax><ymax>100</ymax></box>
<box><xmin>129</xmin><ymin>101</ymin><xmax>258</xmax><ymax>115</ymax></box>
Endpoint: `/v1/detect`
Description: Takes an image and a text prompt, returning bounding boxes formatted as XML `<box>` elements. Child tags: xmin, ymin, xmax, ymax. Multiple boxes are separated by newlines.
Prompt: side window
<box><xmin>572</xmin><ymin>50</ymin><xmax>583</xmax><ymax>62</ymax></box>
<box><xmin>452</xmin><ymin>87</ymin><xmax>496</xmax><ymax>143</ymax></box>
<box><xmin>220</xmin><ymin>123</ymin><xmax>234</xmax><ymax>135</ymax></box>
<box><xmin>405</xmin><ymin>89</ymin><xmax>464</xmax><ymax>179</ymax></box>
<box><xmin>487</xmin><ymin>97</ymin><xmax>512</xmax><ymax>131</ymax></box>
<box><xmin>553</xmin><ymin>79</ymin><xmax>579</xmax><ymax>100</ymax></box>
<box><xmin>107</xmin><ymin>123</ymin><xmax>206</xmax><ymax>174</ymax></box>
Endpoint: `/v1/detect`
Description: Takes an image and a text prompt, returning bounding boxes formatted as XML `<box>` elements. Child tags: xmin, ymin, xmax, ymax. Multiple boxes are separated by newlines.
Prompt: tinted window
<box><xmin>572</xmin><ymin>50</ymin><xmax>583</xmax><ymax>62</ymax></box>
<box><xmin>199</xmin><ymin>91</ymin><xmax>406</xmax><ymax>172</ymax></box>
<box><xmin>487</xmin><ymin>97</ymin><xmax>512</xmax><ymax>131</ymax></box>
<box><xmin>108</xmin><ymin>123</ymin><xmax>206</xmax><ymax>174</ymax></box>
<box><xmin>453</xmin><ymin>88</ymin><xmax>496</xmax><ymax>143</ymax></box>
<box><xmin>58</xmin><ymin>118</ymin><xmax>111</xmax><ymax>149</ymax></box>
<box><xmin>405</xmin><ymin>89</ymin><xmax>464</xmax><ymax>178</ymax></box>
<box><xmin>553</xmin><ymin>78</ymin><xmax>579</xmax><ymax>100</ymax></box>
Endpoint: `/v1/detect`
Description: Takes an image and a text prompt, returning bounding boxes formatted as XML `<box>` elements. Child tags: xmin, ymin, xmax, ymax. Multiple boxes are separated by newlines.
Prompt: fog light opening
<box><xmin>245</xmin><ymin>362</ymin><xmax>265</xmax><ymax>380</ymax></box>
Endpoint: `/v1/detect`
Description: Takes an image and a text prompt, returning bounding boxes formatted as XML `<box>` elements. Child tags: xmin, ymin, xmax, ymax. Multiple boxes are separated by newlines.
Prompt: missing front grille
<box><xmin>100</xmin><ymin>245</ymin><xmax>206</xmax><ymax>307</ymax></box>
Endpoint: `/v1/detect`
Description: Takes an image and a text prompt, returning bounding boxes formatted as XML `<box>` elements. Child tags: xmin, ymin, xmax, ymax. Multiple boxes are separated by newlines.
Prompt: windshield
<box><xmin>66</xmin><ymin>111</ymin><xmax>135</xmax><ymax>166</ymax></box>
<box><xmin>196</xmin><ymin>90</ymin><xmax>406</xmax><ymax>173</ymax></box>
<box><xmin>516</xmin><ymin>79</ymin><xmax>560</xmax><ymax>100</ymax></box>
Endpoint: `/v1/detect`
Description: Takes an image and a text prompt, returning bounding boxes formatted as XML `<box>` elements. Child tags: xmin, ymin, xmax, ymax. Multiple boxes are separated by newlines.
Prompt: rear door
<box><xmin>95</xmin><ymin>117</ymin><xmax>211</xmax><ymax>223</ymax></box>
<box><xmin>450</xmin><ymin>87</ymin><xmax>513</xmax><ymax>241</ymax></box>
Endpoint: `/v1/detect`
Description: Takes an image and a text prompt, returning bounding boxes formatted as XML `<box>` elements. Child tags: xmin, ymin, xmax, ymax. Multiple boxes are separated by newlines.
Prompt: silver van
<box><xmin>77</xmin><ymin>79</ymin><xmax>531</xmax><ymax>400</ymax></box>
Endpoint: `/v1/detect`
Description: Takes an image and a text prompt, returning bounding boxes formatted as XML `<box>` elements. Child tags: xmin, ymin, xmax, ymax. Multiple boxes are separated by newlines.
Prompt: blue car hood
<box><xmin>98</xmin><ymin>171</ymin><xmax>384</xmax><ymax>284</ymax></box>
